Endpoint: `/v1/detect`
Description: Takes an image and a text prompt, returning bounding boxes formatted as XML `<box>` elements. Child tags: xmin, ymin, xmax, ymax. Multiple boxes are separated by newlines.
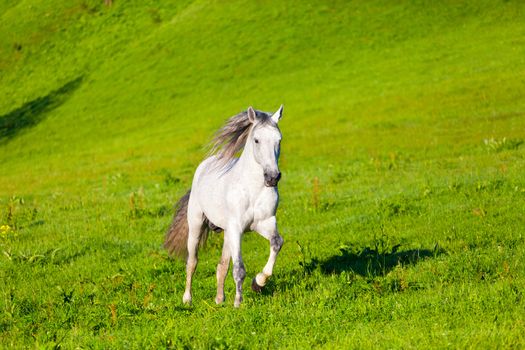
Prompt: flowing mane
<box><xmin>208</xmin><ymin>109</ymin><xmax>274</xmax><ymax>165</ymax></box>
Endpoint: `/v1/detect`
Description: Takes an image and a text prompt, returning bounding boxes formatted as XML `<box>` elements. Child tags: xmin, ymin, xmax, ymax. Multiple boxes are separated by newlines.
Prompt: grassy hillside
<box><xmin>1</xmin><ymin>0</ymin><xmax>525</xmax><ymax>348</ymax></box>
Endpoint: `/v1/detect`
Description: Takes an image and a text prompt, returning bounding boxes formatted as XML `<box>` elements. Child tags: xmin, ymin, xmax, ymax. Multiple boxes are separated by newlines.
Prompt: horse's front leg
<box><xmin>225</xmin><ymin>226</ymin><xmax>246</xmax><ymax>307</ymax></box>
<box><xmin>252</xmin><ymin>216</ymin><xmax>283</xmax><ymax>292</ymax></box>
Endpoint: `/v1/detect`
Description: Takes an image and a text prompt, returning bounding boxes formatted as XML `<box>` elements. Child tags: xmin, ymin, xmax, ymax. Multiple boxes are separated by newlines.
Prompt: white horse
<box><xmin>165</xmin><ymin>106</ymin><xmax>284</xmax><ymax>307</ymax></box>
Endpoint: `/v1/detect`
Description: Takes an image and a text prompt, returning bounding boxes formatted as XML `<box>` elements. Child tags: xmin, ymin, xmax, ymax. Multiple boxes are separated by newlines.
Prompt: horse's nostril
<box><xmin>263</xmin><ymin>171</ymin><xmax>280</xmax><ymax>185</ymax></box>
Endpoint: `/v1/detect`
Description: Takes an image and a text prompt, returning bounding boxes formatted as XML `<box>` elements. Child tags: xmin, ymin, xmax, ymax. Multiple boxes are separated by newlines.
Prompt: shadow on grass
<box><xmin>259</xmin><ymin>243</ymin><xmax>446</xmax><ymax>296</ymax></box>
<box><xmin>300</xmin><ymin>244</ymin><xmax>444</xmax><ymax>277</ymax></box>
<box><xmin>156</xmin><ymin>238</ymin><xmax>445</xmax><ymax>300</ymax></box>
<box><xmin>0</xmin><ymin>76</ymin><xmax>83</xmax><ymax>143</ymax></box>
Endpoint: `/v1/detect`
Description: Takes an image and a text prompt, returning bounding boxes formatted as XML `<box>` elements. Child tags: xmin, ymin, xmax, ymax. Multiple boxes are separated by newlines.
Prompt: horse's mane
<box><xmin>208</xmin><ymin>109</ymin><xmax>274</xmax><ymax>166</ymax></box>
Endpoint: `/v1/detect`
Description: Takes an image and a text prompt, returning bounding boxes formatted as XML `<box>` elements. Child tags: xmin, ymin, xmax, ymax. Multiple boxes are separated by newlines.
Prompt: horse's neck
<box><xmin>235</xmin><ymin>141</ymin><xmax>264</xmax><ymax>187</ymax></box>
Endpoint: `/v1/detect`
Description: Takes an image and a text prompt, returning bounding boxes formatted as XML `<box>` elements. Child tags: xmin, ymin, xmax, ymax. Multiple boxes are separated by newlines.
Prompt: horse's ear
<box><xmin>247</xmin><ymin>106</ymin><xmax>256</xmax><ymax>123</ymax></box>
<box><xmin>271</xmin><ymin>104</ymin><xmax>283</xmax><ymax>123</ymax></box>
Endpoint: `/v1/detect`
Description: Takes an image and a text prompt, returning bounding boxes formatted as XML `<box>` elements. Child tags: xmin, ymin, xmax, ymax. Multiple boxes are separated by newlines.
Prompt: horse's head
<box><xmin>247</xmin><ymin>105</ymin><xmax>283</xmax><ymax>187</ymax></box>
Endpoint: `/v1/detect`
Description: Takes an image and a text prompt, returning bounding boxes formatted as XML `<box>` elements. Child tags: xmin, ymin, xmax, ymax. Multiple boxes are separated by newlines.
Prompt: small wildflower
<box><xmin>1</xmin><ymin>224</ymin><xmax>13</xmax><ymax>239</ymax></box>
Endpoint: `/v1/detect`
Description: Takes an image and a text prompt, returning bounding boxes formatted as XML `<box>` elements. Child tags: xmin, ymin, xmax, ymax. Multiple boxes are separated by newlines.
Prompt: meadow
<box><xmin>1</xmin><ymin>0</ymin><xmax>525</xmax><ymax>348</ymax></box>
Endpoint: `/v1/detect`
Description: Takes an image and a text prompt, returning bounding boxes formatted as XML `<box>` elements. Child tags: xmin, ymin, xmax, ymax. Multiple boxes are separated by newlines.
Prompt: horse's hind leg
<box><xmin>182</xmin><ymin>204</ymin><xmax>204</xmax><ymax>306</ymax></box>
<box><xmin>215</xmin><ymin>237</ymin><xmax>231</xmax><ymax>304</ymax></box>
<box><xmin>252</xmin><ymin>216</ymin><xmax>283</xmax><ymax>292</ymax></box>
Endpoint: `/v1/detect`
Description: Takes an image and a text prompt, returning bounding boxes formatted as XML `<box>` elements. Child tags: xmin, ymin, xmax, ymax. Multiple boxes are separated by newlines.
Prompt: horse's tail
<box><xmin>164</xmin><ymin>190</ymin><xmax>215</xmax><ymax>258</ymax></box>
<box><xmin>164</xmin><ymin>190</ymin><xmax>192</xmax><ymax>257</ymax></box>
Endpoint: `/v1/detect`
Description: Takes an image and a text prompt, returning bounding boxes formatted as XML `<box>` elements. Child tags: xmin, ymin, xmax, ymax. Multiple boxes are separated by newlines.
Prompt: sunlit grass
<box><xmin>1</xmin><ymin>0</ymin><xmax>525</xmax><ymax>348</ymax></box>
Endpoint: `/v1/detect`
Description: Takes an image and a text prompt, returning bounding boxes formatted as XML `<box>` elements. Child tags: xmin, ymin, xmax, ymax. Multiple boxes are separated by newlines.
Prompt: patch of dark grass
<box><xmin>4</xmin><ymin>247</ymin><xmax>89</xmax><ymax>266</ymax></box>
<box><xmin>484</xmin><ymin>137</ymin><xmax>524</xmax><ymax>152</ymax></box>
<box><xmin>379</xmin><ymin>199</ymin><xmax>418</xmax><ymax>218</ymax></box>
<box><xmin>1</xmin><ymin>196</ymin><xmax>40</xmax><ymax>231</ymax></box>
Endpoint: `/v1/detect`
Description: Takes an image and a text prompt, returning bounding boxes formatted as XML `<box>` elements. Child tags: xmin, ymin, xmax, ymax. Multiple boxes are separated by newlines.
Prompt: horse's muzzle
<box><xmin>264</xmin><ymin>171</ymin><xmax>281</xmax><ymax>187</ymax></box>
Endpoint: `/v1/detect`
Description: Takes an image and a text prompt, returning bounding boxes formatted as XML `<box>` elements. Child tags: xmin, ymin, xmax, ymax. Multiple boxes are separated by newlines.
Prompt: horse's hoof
<box><xmin>251</xmin><ymin>277</ymin><xmax>263</xmax><ymax>293</ymax></box>
<box><xmin>234</xmin><ymin>296</ymin><xmax>242</xmax><ymax>308</ymax></box>
<box><xmin>182</xmin><ymin>292</ymin><xmax>192</xmax><ymax>305</ymax></box>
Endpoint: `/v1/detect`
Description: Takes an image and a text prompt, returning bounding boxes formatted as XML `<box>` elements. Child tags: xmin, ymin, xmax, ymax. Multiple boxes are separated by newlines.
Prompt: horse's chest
<box><xmin>252</xmin><ymin>188</ymin><xmax>279</xmax><ymax>222</ymax></box>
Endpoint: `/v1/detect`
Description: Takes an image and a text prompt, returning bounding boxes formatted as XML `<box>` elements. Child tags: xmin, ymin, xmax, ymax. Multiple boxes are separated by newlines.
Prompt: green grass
<box><xmin>1</xmin><ymin>0</ymin><xmax>525</xmax><ymax>348</ymax></box>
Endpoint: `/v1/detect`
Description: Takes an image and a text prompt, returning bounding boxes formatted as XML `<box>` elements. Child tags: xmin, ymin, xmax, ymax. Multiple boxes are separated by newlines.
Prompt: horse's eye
<box><xmin>254</xmin><ymin>138</ymin><xmax>259</xmax><ymax>144</ymax></box>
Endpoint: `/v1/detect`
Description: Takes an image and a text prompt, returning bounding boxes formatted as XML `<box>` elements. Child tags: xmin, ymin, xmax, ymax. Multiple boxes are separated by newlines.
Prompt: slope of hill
<box><xmin>1</xmin><ymin>0</ymin><xmax>524</xmax><ymax>348</ymax></box>
<box><xmin>2</xmin><ymin>0</ymin><xmax>523</xmax><ymax>194</ymax></box>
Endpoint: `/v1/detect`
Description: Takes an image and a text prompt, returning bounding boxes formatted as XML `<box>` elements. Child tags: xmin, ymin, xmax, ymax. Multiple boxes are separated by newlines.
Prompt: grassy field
<box><xmin>1</xmin><ymin>0</ymin><xmax>525</xmax><ymax>348</ymax></box>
